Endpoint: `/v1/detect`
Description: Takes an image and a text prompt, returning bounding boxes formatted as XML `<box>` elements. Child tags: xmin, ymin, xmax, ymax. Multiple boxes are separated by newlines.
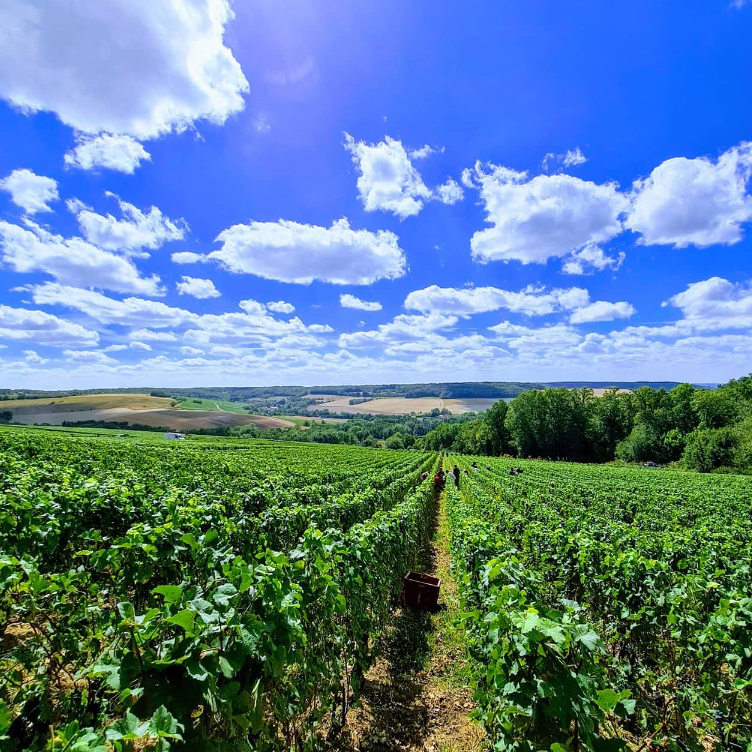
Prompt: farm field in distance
<box><xmin>306</xmin><ymin>394</ymin><xmax>502</xmax><ymax>415</ymax></box>
<box><xmin>2</xmin><ymin>424</ymin><xmax>750</xmax><ymax>752</ymax></box>
<box><xmin>0</xmin><ymin>393</ymin><xmax>298</xmax><ymax>431</ymax></box>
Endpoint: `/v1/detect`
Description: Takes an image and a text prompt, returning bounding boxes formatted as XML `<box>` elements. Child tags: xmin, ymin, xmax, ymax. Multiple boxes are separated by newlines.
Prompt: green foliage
<box><xmin>446</xmin><ymin>454</ymin><xmax>752</xmax><ymax>752</ymax></box>
<box><xmin>420</xmin><ymin>376</ymin><xmax>752</xmax><ymax>472</ymax></box>
<box><xmin>0</xmin><ymin>429</ymin><xmax>438</xmax><ymax>750</ymax></box>
<box><xmin>681</xmin><ymin>426</ymin><xmax>737</xmax><ymax>472</ymax></box>
<box><xmin>692</xmin><ymin>388</ymin><xmax>739</xmax><ymax>429</ymax></box>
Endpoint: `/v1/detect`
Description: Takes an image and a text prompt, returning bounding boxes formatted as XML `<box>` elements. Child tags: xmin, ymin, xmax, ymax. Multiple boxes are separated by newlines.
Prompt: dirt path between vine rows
<box><xmin>330</xmin><ymin>493</ymin><xmax>485</xmax><ymax>752</ymax></box>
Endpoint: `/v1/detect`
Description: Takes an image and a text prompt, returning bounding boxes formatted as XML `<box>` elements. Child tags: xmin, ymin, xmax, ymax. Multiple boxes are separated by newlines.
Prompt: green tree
<box><xmin>669</xmin><ymin>383</ymin><xmax>698</xmax><ymax>434</ymax></box>
<box><xmin>586</xmin><ymin>388</ymin><xmax>632</xmax><ymax>461</ymax></box>
<box><xmin>681</xmin><ymin>427</ymin><xmax>736</xmax><ymax>472</ymax></box>
<box><xmin>692</xmin><ymin>389</ymin><xmax>738</xmax><ymax>429</ymax></box>
<box><xmin>483</xmin><ymin>399</ymin><xmax>511</xmax><ymax>455</ymax></box>
<box><xmin>615</xmin><ymin>422</ymin><xmax>663</xmax><ymax>463</ymax></box>
<box><xmin>384</xmin><ymin>433</ymin><xmax>406</xmax><ymax>450</ymax></box>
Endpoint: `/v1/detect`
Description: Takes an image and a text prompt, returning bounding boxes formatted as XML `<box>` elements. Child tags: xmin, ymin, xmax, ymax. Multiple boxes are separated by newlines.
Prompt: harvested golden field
<box><xmin>590</xmin><ymin>387</ymin><xmax>632</xmax><ymax>396</ymax></box>
<box><xmin>307</xmin><ymin>396</ymin><xmax>501</xmax><ymax>415</ymax></box>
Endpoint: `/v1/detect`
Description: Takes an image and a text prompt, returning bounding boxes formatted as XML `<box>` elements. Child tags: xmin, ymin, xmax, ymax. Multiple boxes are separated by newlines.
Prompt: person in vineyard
<box><xmin>453</xmin><ymin>463</ymin><xmax>461</xmax><ymax>488</ymax></box>
<box><xmin>446</xmin><ymin>468</ymin><xmax>456</xmax><ymax>485</ymax></box>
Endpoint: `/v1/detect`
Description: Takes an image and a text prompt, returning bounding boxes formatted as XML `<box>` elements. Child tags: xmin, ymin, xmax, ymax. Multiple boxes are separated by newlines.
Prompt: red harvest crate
<box><xmin>402</xmin><ymin>571</ymin><xmax>441</xmax><ymax>610</ymax></box>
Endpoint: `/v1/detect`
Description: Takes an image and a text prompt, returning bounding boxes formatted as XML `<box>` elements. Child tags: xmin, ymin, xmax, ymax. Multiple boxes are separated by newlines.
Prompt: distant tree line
<box><xmin>417</xmin><ymin>376</ymin><xmax>752</xmax><ymax>473</ymax></box>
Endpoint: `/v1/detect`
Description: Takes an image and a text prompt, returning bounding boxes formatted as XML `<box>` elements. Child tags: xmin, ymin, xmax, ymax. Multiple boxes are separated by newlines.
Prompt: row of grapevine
<box><xmin>0</xmin><ymin>428</ymin><xmax>439</xmax><ymax>750</ymax></box>
<box><xmin>446</xmin><ymin>456</ymin><xmax>752</xmax><ymax>752</ymax></box>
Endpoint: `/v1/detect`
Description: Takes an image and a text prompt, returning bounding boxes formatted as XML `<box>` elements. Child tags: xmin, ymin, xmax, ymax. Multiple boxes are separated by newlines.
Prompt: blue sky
<box><xmin>0</xmin><ymin>0</ymin><xmax>751</xmax><ymax>389</ymax></box>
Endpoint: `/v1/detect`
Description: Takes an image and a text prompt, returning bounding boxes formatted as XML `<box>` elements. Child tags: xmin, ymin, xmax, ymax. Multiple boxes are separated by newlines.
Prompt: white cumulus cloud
<box><xmin>210</xmin><ymin>218</ymin><xmax>407</xmax><ymax>285</ymax></box>
<box><xmin>0</xmin><ymin>304</ymin><xmax>98</xmax><ymax>347</ymax></box>
<box><xmin>569</xmin><ymin>300</ymin><xmax>635</xmax><ymax>323</ymax></box>
<box><xmin>176</xmin><ymin>276</ymin><xmax>220</xmax><ymax>299</ymax></box>
<box><xmin>344</xmin><ymin>133</ymin><xmax>432</xmax><ymax>218</ymax></box>
<box><xmin>436</xmin><ymin>178</ymin><xmax>464</xmax><ymax>205</ymax></box>
<box><xmin>626</xmin><ymin>142</ymin><xmax>752</xmax><ymax>248</ymax></box>
<box><xmin>28</xmin><ymin>283</ymin><xmax>198</xmax><ymax>328</ymax></box>
<box><xmin>404</xmin><ymin>284</ymin><xmax>590</xmax><ymax>317</ymax></box>
<box><xmin>172</xmin><ymin>251</ymin><xmax>206</xmax><ymax>264</ymax></box>
<box><xmin>561</xmin><ymin>244</ymin><xmax>625</xmax><ymax>275</ymax></box>
<box><xmin>23</xmin><ymin>349</ymin><xmax>47</xmax><ymax>365</ymax></box>
<box><xmin>0</xmin><ymin>169</ymin><xmax>59</xmax><ymax>214</ymax></box>
<box><xmin>667</xmin><ymin>276</ymin><xmax>752</xmax><ymax>331</ymax></box>
<box><xmin>63</xmin><ymin>349</ymin><xmax>117</xmax><ymax>364</ymax></box>
<box><xmin>69</xmin><ymin>193</ymin><xmax>186</xmax><ymax>257</ymax></box>
<box><xmin>0</xmin><ymin>0</ymin><xmax>249</xmax><ymax>140</ymax></box>
<box><xmin>340</xmin><ymin>294</ymin><xmax>382</xmax><ymax>311</ymax></box>
<box><xmin>467</xmin><ymin>162</ymin><xmax>629</xmax><ymax>264</ymax></box>
<box><xmin>0</xmin><ymin>220</ymin><xmax>163</xmax><ymax>295</ymax></box>
<box><xmin>267</xmin><ymin>300</ymin><xmax>295</xmax><ymax>314</ymax></box>
<box><xmin>64</xmin><ymin>134</ymin><xmax>151</xmax><ymax>174</ymax></box>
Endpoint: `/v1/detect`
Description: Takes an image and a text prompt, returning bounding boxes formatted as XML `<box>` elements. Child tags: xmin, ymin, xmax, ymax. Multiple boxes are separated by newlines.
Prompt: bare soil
<box><xmin>329</xmin><ymin>494</ymin><xmax>485</xmax><ymax>752</ymax></box>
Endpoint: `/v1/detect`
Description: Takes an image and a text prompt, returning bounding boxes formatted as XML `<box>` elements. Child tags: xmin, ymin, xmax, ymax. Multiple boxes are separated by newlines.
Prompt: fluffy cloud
<box><xmin>172</xmin><ymin>251</ymin><xmax>206</xmax><ymax>264</ymax></box>
<box><xmin>129</xmin><ymin>341</ymin><xmax>152</xmax><ymax>352</ymax></box>
<box><xmin>0</xmin><ymin>169</ymin><xmax>59</xmax><ymax>214</ymax></box>
<box><xmin>176</xmin><ymin>276</ymin><xmax>220</xmax><ymax>299</ymax></box>
<box><xmin>0</xmin><ymin>220</ymin><xmax>163</xmax><ymax>295</ymax></box>
<box><xmin>70</xmin><ymin>194</ymin><xmax>186</xmax><ymax>257</ymax></box>
<box><xmin>210</xmin><ymin>218</ymin><xmax>407</xmax><ymax>285</ymax></box>
<box><xmin>466</xmin><ymin>162</ymin><xmax>629</xmax><ymax>264</ymax></box>
<box><xmin>23</xmin><ymin>349</ymin><xmax>47</xmax><ymax>365</ymax></box>
<box><xmin>339</xmin><ymin>313</ymin><xmax>458</xmax><ymax>349</ymax></box>
<box><xmin>0</xmin><ymin>0</ymin><xmax>248</xmax><ymax>140</ymax></box>
<box><xmin>667</xmin><ymin>276</ymin><xmax>752</xmax><ymax>330</ymax></box>
<box><xmin>626</xmin><ymin>142</ymin><xmax>752</xmax><ymax>248</ymax></box>
<box><xmin>267</xmin><ymin>300</ymin><xmax>295</xmax><ymax>314</ymax></box>
<box><xmin>344</xmin><ymin>133</ymin><xmax>432</xmax><ymax>218</ymax></box>
<box><xmin>436</xmin><ymin>179</ymin><xmax>464</xmax><ymax>205</ymax></box>
<box><xmin>404</xmin><ymin>284</ymin><xmax>590</xmax><ymax>317</ymax></box>
<box><xmin>489</xmin><ymin>321</ymin><xmax>583</xmax><ymax>350</ymax></box>
<box><xmin>28</xmin><ymin>283</ymin><xmax>198</xmax><ymax>328</ymax></box>
<box><xmin>180</xmin><ymin>346</ymin><xmax>204</xmax><ymax>356</ymax></box>
<box><xmin>344</xmin><ymin>134</ymin><xmax>463</xmax><ymax>216</ymax></box>
<box><xmin>0</xmin><ymin>304</ymin><xmax>98</xmax><ymax>347</ymax></box>
<box><xmin>63</xmin><ymin>349</ymin><xmax>117</xmax><ymax>364</ymax></box>
<box><xmin>185</xmin><ymin>309</ymin><xmax>315</xmax><ymax>348</ymax></box>
<box><xmin>340</xmin><ymin>294</ymin><xmax>382</xmax><ymax>311</ymax></box>
<box><xmin>569</xmin><ymin>300</ymin><xmax>635</xmax><ymax>323</ymax></box>
<box><xmin>64</xmin><ymin>134</ymin><xmax>151</xmax><ymax>174</ymax></box>
<box><xmin>561</xmin><ymin>244</ymin><xmax>625</xmax><ymax>275</ymax></box>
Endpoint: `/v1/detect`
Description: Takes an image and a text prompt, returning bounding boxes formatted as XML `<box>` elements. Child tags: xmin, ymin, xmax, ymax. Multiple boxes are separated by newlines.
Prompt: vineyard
<box><xmin>0</xmin><ymin>428</ymin><xmax>437</xmax><ymax>750</ymax></box>
<box><xmin>1</xmin><ymin>428</ymin><xmax>751</xmax><ymax>752</ymax></box>
<box><xmin>445</xmin><ymin>456</ymin><xmax>752</xmax><ymax>752</ymax></box>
